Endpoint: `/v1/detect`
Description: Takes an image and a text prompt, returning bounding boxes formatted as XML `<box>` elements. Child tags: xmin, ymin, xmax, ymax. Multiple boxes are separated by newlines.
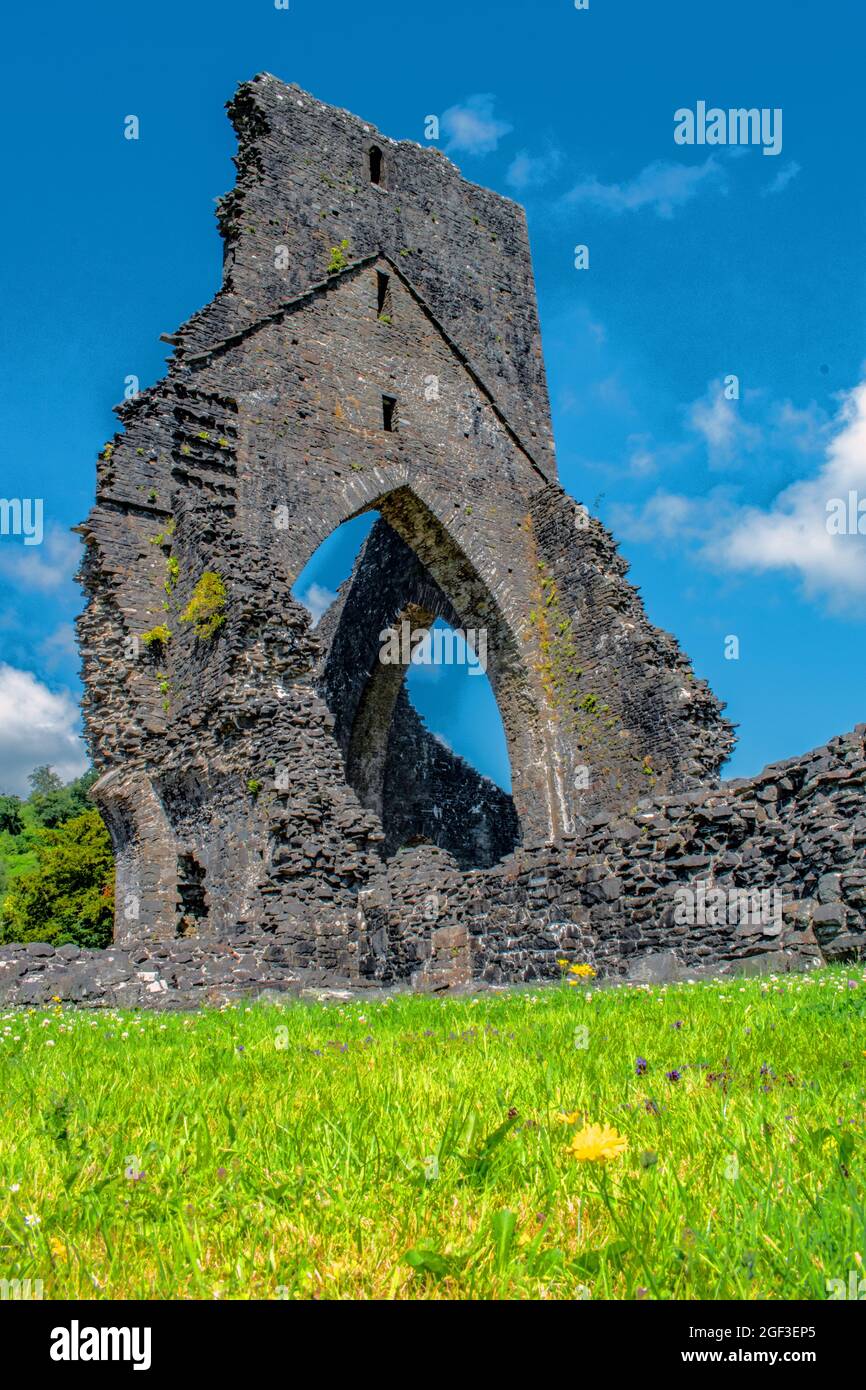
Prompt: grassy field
<box><xmin>1</xmin><ymin>965</ymin><xmax>865</xmax><ymax>1301</ymax></box>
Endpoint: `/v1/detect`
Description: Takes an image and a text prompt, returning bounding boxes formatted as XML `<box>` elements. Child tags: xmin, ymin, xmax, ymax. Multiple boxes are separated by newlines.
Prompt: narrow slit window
<box><xmin>376</xmin><ymin>271</ymin><xmax>392</xmax><ymax>322</ymax></box>
<box><xmin>369</xmin><ymin>145</ymin><xmax>383</xmax><ymax>186</ymax></box>
<box><xmin>382</xmin><ymin>395</ymin><xmax>397</xmax><ymax>432</ymax></box>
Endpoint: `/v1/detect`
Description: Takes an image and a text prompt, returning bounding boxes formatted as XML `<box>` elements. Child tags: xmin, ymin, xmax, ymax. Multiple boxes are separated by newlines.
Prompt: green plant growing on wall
<box><xmin>528</xmin><ymin>559</ymin><xmax>583</xmax><ymax>712</ymax></box>
<box><xmin>181</xmin><ymin>572</ymin><xmax>227</xmax><ymax>640</ymax></box>
<box><xmin>165</xmin><ymin>556</ymin><xmax>179</xmax><ymax>595</ymax></box>
<box><xmin>523</xmin><ymin>516</ymin><xmax>624</xmax><ymax>757</ymax></box>
<box><xmin>327</xmin><ymin>239</ymin><xmax>351</xmax><ymax>274</ymax></box>
<box><xmin>156</xmin><ymin>671</ymin><xmax>171</xmax><ymax>712</ymax></box>
<box><xmin>247</xmin><ymin>779</ymin><xmax>262</xmax><ymax>800</ymax></box>
<box><xmin>141</xmin><ymin>624</ymin><xmax>171</xmax><ymax>651</ymax></box>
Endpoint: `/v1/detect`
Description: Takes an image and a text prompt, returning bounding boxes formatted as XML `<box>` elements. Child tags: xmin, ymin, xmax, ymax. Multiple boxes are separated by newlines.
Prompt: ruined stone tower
<box><xmin>76</xmin><ymin>74</ymin><xmax>738</xmax><ymax>980</ymax></box>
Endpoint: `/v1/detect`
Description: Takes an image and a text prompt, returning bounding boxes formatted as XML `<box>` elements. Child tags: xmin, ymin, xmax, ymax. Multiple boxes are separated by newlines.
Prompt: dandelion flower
<box><xmin>568</xmin><ymin>1123</ymin><xmax>628</xmax><ymax>1163</ymax></box>
<box><xmin>569</xmin><ymin>963</ymin><xmax>597</xmax><ymax>979</ymax></box>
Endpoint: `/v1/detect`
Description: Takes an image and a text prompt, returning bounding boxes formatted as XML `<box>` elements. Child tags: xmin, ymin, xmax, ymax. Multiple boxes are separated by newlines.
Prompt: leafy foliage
<box><xmin>0</xmin><ymin>809</ymin><xmax>114</xmax><ymax>947</ymax></box>
<box><xmin>26</xmin><ymin>767</ymin><xmax>98</xmax><ymax>830</ymax></box>
<box><xmin>0</xmin><ymin>795</ymin><xmax>24</xmax><ymax>836</ymax></box>
<box><xmin>0</xmin><ymin>767</ymin><xmax>114</xmax><ymax>947</ymax></box>
<box><xmin>327</xmin><ymin>238</ymin><xmax>351</xmax><ymax>274</ymax></box>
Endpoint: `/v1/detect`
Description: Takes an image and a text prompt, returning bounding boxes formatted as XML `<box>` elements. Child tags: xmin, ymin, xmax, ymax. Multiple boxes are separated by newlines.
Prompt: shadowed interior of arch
<box><xmin>292</xmin><ymin>507</ymin><xmax>521</xmax><ymax>868</ymax></box>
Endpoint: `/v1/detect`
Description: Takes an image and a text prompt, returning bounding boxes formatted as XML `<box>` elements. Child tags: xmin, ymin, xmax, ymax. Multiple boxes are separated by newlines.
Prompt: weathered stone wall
<box><xmin>2</xmin><ymin>727</ymin><xmax>862</xmax><ymax>1008</ymax></box>
<box><xmin>70</xmin><ymin>74</ymin><xmax>736</xmax><ymax>964</ymax></box>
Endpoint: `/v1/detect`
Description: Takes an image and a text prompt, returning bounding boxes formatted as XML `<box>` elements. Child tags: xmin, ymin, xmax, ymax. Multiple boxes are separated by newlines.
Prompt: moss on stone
<box><xmin>181</xmin><ymin>572</ymin><xmax>227</xmax><ymax>640</ymax></box>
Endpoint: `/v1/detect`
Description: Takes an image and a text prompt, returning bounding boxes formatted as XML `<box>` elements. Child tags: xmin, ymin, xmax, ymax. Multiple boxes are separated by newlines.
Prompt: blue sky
<box><xmin>0</xmin><ymin>0</ymin><xmax>863</xmax><ymax>795</ymax></box>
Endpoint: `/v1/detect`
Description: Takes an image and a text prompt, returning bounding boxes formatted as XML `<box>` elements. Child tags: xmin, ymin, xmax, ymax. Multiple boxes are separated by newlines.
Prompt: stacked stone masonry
<box><xmin>2</xmin><ymin>76</ymin><xmax>862</xmax><ymax>1008</ymax></box>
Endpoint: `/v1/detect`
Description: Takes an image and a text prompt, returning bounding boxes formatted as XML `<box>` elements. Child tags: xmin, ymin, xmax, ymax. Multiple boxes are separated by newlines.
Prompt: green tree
<box><xmin>28</xmin><ymin>768</ymin><xmax>98</xmax><ymax>830</ymax></box>
<box><xmin>0</xmin><ymin>809</ymin><xmax>114</xmax><ymax>948</ymax></box>
<box><xmin>28</xmin><ymin>765</ymin><xmax>64</xmax><ymax>796</ymax></box>
<box><xmin>0</xmin><ymin>795</ymin><xmax>23</xmax><ymax>836</ymax></box>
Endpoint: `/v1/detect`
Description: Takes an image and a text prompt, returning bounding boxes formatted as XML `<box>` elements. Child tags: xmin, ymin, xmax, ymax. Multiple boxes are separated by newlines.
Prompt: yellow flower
<box><xmin>557</xmin><ymin>1110</ymin><xmax>584</xmax><ymax>1125</ymax></box>
<box><xmin>49</xmin><ymin>1237</ymin><xmax>68</xmax><ymax>1262</ymax></box>
<box><xmin>557</xmin><ymin>959</ymin><xmax>569</xmax><ymax>969</ymax></box>
<box><xmin>569</xmin><ymin>963</ymin><xmax>597</xmax><ymax>979</ymax></box>
<box><xmin>568</xmin><ymin>1123</ymin><xmax>628</xmax><ymax>1163</ymax></box>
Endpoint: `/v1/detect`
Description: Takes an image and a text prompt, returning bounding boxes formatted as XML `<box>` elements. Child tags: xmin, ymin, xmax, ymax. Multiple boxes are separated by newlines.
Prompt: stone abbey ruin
<box><xmin>1</xmin><ymin>74</ymin><xmax>864</xmax><ymax>1007</ymax></box>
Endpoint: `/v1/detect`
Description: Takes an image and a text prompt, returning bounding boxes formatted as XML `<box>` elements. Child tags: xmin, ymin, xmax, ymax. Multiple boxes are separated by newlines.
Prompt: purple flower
<box><xmin>672</xmin><ymin>1020</ymin><xmax>683</xmax><ymax>1031</ymax></box>
<box><xmin>636</xmin><ymin>1057</ymin><xmax>648</xmax><ymax>1076</ymax></box>
<box><xmin>666</xmin><ymin>1069</ymin><xmax>681</xmax><ymax>1083</ymax></box>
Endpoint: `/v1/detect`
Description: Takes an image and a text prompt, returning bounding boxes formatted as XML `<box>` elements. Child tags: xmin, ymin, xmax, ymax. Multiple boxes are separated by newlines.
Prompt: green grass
<box><xmin>0</xmin><ymin>813</ymin><xmax>40</xmax><ymax>884</ymax></box>
<box><xmin>1</xmin><ymin>966</ymin><xmax>865</xmax><ymax>1300</ymax></box>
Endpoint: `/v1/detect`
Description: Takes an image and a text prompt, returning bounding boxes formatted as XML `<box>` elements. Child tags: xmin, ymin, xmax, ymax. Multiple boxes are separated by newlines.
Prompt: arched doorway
<box><xmin>293</xmin><ymin>496</ymin><xmax>528</xmax><ymax>867</ymax></box>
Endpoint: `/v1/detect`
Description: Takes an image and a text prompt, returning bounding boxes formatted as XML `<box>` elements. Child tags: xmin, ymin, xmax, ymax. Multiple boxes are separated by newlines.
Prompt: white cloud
<box><xmin>718</xmin><ymin>379</ymin><xmax>866</xmax><ymax>604</ymax></box>
<box><xmin>564</xmin><ymin>157</ymin><xmax>726</xmax><ymax>218</ymax></box>
<box><xmin>298</xmin><ymin>582</ymin><xmax>336</xmax><ymax>626</ymax></box>
<box><xmin>506</xmin><ymin>147</ymin><xmax>562</xmax><ymax>191</ymax></box>
<box><xmin>611</xmin><ymin>379</ymin><xmax>866</xmax><ymax>610</ymax></box>
<box><xmin>686</xmin><ymin>379</ymin><xmax>763</xmax><ymax>469</ymax></box>
<box><xmin>767</xmin><ymin>397</ymin><xmax>829</xmax><ymax>453</ymax></box>
<box><xmin>763</xmin><ymin>160</ymin><xmax>801</xmax><ymax>196</ymax></box>
<box><xmin>610</xmin><ymin>490</ymin><xmax>724</xmax><ymax>545</ymax></box>
<box><xmin>0</xmin><ymin>664</ymin><xmax>87</xmax><ymax>796</ymax></box>
<box><xmin>0</xmin><ymin>525</ymin><xmax>81</xmax><ymax>594</ymax></box>
<box><xmin>441</xmin><ymin>95</ymin><xmax>512</xmax><ymax>156</ymax></box>
<box><xmin>623</xmin><ymin>433</ymin><xmax>691</xmax><ymax>479</ymax></box>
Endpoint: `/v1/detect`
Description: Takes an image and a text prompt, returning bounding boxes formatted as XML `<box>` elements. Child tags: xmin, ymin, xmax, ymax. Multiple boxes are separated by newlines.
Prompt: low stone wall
<box><xmin>1</xmin><ymin>725</ymin><xmax>863</xmax><ymax>1009</ymax></box>
<box><xmin>461</xmin><ymin>723</ymin><xmax>866</xmax><ymax>985</ymax></box>
<box><xmin>0</xmin><ymin>940</ymin><xmax>358</xmax><ymax>1012</ymax></box>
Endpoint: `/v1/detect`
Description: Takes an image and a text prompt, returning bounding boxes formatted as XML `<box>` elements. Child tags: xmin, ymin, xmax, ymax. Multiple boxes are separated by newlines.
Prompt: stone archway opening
<box><xmin>294</xmin><ymin>502</ymin><xmax>522</xmax><ymax>869</ymax></box>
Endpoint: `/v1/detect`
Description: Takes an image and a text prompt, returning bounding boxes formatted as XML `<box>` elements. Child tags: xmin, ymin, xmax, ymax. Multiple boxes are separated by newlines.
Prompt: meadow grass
<box><xmin>1</xmin><ymin>965</ymin><xmax>865</xmax><ymax>1301</ymax></box>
